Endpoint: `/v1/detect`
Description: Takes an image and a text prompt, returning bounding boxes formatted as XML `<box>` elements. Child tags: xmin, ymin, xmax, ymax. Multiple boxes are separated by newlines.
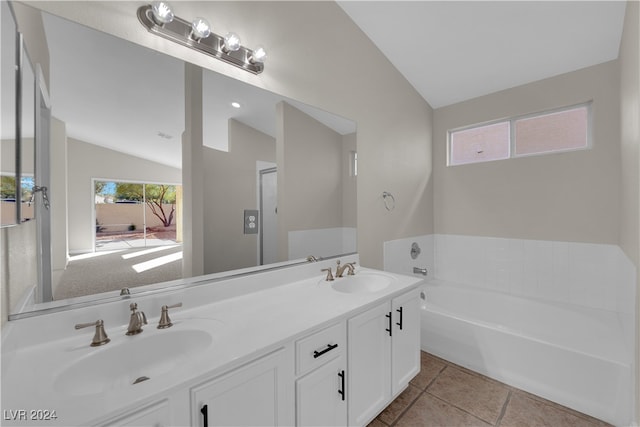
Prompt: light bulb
<box><xmin>223</xmin><ymin>32</ymin><xmax>241</xmax><ymax>52</ymax></box>
<box><xmin>190</xmin><ymin>17</ymin><xmax>211</xmax><ymax>40</ymax></box>
<box><xmin>150</xmin><ymin>1</ymin><xmax>174</xmax><ymax>25</ymax></box>
<box><xmin>250</xmin><ymin>45</ymin><xmax>267</xmax><ymax>64</ymax></box>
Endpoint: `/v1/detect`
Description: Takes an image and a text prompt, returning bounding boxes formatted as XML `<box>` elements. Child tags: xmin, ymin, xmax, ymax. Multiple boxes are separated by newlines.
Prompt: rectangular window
<box><xmin>447</xmin><ymin>103</ymin><xmax>591</xmax><ymax>166</ymax></box>
<box><xmin>514</xmin><ymin>106</ymin><xmax>589</xmax><ymax>156</ymax></box>
<box><xmin>449</xmin><ymin>121</ymin><xmax>510</xmax><ymax>166</ymax></box>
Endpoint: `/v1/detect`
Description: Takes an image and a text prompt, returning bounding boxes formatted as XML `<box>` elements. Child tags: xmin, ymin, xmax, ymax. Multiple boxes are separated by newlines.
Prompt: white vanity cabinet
<box><xmin>347</xmin><ymin>289</ymin><xmax>420</xmax><ymax>426</ymax></box>
<box><xmin>295</xmin><ymin>322</ymin><xmax>347</xmax><ymax>426</ymax></box>
<box><xmin>190</xmin><ymin>347</ymin><xmax>295</xmax><ymax>427</ymax></box>
<box><xmin>99</xmin><ymin>400</ymin><xmax>170</xmax><ymax>427</ymax></box>
<box><xmin>390</xmin><ymin>289</ymin><xmax>421</xmax><ymax>396</ymax></box>
<box><xmin>4</xmin><ymin>262</ymin><xmax>424</xmax><ymax>427</ymax></box>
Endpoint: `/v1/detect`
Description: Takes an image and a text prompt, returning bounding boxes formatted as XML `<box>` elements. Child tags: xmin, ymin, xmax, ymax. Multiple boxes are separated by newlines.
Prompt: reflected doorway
<box><xmin>259</xmin><ymin>166</ymin><xmax>277</xmax><ymax>265</ymax></box>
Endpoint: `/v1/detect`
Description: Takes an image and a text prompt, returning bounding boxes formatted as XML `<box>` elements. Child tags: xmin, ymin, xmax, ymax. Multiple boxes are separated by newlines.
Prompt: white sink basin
<box><xmin>54</xmin><ymin>328</ymin><xmax>213</xmax><ymax>396</ymax></box>
<box><xmin>330</xmin><ymin>273</ymin><xmax>392</xmax><ymax>294</ymax></box>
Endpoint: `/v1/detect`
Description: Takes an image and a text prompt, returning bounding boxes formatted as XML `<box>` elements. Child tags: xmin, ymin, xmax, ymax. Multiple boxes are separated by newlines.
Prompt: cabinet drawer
<box><xmin>296</xmin><ymin>322</ymin><xmax>345</xmax><ymax>376</ymax></box>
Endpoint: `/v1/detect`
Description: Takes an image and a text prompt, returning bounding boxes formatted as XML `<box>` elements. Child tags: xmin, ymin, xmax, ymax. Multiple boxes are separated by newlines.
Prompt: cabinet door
<box><xmin>391</xmin><ymin>290</ymin><xmax>421</xmax><ymax>396</ymax></box>
<box><xmin>191</xmin><ymin>348</ymin><xmax>294</xmax><ymax>427</ymax></box>
<box><xmin>347</xmin><ymin>301</ymin><xmax>391</xmax><ymax>426</ymax></box>
<box><xmin>296</xmin><ymin>356</ymin><xmax>347</xmax><ymax>426</ymax></box>
<box><xmin>100</xmin><ymin>400</ymin><xmax>170</xmax><ymax>427</ymax></box>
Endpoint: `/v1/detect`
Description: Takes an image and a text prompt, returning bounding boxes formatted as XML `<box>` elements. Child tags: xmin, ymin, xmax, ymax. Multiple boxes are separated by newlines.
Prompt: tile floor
<box><xmin>369</xmin><ymin>352</ymin><xmax>611</xmax><ymax>427</ymax></box>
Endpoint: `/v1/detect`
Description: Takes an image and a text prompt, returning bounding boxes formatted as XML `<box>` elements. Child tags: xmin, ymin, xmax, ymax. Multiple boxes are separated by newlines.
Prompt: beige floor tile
<box><xmin>396</xmin><ymin>393</ymin><xmax>492</xmax><ymax>427</ymax></box>
<box><xmin>427</xmin><ymin>366</ymin><xmax>510</xmax><ymax>425</ymax></box>
<box><xmin>499</xmin><ymin>393</ymin><xmax>610</xmax><ymax>427</ymax></box>
<box><xmin>508</xmin><ymin>390</ymin><xmax>611</xmax><ymax>426</ymax></box>
<box><xmin>377</xmin><ymin>384</ymin><xmax>423</xmax><ymax>425</ymax></box>
<box><xmin>367</xmin><ymin>418</ymin><xmax>388</xmax><ymax>427</ymax></box>
<box><xmin>410</xmin><ymin>352</ymin><xmax>447</xmax><ymax>390</ymax></box>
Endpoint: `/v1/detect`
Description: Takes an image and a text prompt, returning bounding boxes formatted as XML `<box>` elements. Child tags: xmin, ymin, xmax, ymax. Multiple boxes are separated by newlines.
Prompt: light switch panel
<box><xmin>244</xmin><ymin>209</ymin><xmax>259</xmax><ymax>234</ymax></box>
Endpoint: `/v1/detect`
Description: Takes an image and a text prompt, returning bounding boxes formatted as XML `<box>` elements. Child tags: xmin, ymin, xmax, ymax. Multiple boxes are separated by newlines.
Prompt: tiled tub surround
<box><xmin>383</xmin><ymin>234</ymin><xmax>636</xmax><ymax>427</ymax></box>
<box><xmin>1</xmin><ymin>255</ymin><xmax>423</xmax><ymax>426</ymax></box>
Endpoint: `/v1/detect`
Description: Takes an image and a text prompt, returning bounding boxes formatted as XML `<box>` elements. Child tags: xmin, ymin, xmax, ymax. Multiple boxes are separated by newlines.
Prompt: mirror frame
<box><xmin>8</xmin><ymin>252</ymin><xmax>354</xmax><ymax>320</ymax></box>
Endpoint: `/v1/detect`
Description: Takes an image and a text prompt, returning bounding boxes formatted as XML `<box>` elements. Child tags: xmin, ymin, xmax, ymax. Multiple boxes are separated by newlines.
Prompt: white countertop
<box><xmin>1</xmin><ymin>262</ymin><xmax>422</xmax><ymax>426</ymax></box>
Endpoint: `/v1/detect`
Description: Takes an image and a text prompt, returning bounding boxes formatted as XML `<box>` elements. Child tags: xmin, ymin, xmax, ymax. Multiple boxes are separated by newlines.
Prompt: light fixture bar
<box><xmin>137</xmin><ymin>5</ymin><xmax>264</xmax><ymax>74</ymax></box>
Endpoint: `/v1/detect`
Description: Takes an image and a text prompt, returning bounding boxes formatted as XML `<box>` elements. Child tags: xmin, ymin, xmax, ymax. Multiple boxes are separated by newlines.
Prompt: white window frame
<box><xmin>447</xmin><ymin>101</ymin><xmax>593</xmax><ymax>166</ymax></box>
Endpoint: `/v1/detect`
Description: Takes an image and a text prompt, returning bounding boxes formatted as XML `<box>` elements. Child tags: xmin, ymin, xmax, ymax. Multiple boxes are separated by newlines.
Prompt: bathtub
<box><xmin>420</xmin><ymin>280</ymin><xmax>633</xmax><ymax>426</ymax></box>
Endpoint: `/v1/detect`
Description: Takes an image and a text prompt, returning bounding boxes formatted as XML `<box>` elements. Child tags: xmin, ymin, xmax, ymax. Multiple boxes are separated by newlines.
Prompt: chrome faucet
<box><xmin>335</xmin><ymin>260</ymin><xmax>356</xmax><ymax>278</ymax></box>
<box><xmin>126</xmin><ymin>303</ymin><xmax>147</xmax><ymax>336</ymax></box>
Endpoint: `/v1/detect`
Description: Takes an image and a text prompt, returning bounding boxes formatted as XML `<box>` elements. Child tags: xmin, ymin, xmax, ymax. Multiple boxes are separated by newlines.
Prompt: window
<box><xmin>448</xmin><ymin>103</ymin><xmax>591</xmax><ymax>166</ymax></box>
<box><xmin>449</xmin><ymin>121</ymin><xmax>510</xmax><ymax>166</ymax></box>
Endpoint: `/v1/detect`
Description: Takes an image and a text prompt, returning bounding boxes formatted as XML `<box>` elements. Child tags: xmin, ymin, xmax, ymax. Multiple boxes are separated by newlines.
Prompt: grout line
<box><xmin>495</xmin><ymin>390</ymin><xmax>513</xmax><ymax>426</ymax></box>
<box><xmin>422</xmin><ymin>363</ymin><xmax>448</xmax><ymax>391</ymax></box>
<box><xmin>388</xmin><ymin>389</ymin><xmax>425</xmax><ymax>427</ymax></box>
<box><xmin>425</xmin><ymin>391</ymin><xmax>493</xmax><ymax>426</ymax></box>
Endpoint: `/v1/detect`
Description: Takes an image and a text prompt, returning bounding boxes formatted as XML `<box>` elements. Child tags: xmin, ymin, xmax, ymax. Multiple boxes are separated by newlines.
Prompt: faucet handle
<box><xmin>158</xmin><ymin>302</ymin><xmax>183</xmax><ymax>329</ymax></box>
<box><xmin>75</xmin><ymin>319</ymin><xmax>110</xmax><ymax>347</ymax></box>
<box><xmin>321</xmin><ymin>268</ymin><xmax>334</xmax><ymax>281</ymax></box>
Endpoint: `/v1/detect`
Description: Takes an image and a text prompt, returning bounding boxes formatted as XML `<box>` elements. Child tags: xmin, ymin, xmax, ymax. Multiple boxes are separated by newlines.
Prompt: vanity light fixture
<box><xmin>138</xmin><ymin>2</ymin><xmax>266</xmax><ymax>74</ymax></box>
<box><xmin>190</xmin><ymin>17</ymin><xmax>211</xmax><ymax>41</ymax></box>
<box><xmin>150</xmin><ymin>1</ymin><xmax>174</xmax><ymax>25</ymax></box>
<box><xmin>223</xmin><ymin>32</ymin><xmax>241</xmax><ymax>52</ymax></box>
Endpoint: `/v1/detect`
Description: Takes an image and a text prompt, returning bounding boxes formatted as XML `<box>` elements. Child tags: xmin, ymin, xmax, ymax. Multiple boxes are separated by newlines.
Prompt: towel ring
<box><xmin>382</xmin><ymin>191</ymin><xmax>395</xmax><ymax>211</ymax></box>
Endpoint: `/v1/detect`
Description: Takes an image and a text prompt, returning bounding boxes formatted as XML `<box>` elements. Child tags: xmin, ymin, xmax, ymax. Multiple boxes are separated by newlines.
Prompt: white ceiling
<box><xmin>337</xmin><ymin>1</ymin><xmax>627</xmax><ymax>108</ymax></box>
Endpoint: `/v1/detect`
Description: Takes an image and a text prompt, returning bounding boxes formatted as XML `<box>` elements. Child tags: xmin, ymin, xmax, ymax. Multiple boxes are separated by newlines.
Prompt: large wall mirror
<box><xmin>0</xmin><ymin>1</ymin><xmax>17</xmax><ymax>227</ymax></box>
<box><xmin>6</xmin><ymin>4</ymin><xmax>356</xmax><ymax>319</ymax></box>
<box><xmin>0</xmin><ymin>2</ymin><xmax>36</xmax><ymax>228</ymax></box>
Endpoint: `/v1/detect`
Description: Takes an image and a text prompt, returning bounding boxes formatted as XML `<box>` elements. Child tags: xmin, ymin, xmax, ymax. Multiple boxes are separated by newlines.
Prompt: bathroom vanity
<box><xmin>1</xmin><ymin>256</ymin><xmax>422</xmax><ymax>426</ymax></box>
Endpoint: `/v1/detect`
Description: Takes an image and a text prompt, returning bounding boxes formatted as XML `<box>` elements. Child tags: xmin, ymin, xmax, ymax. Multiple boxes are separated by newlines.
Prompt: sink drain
<box><xmin>133</xmin><ymin>376</ymin><xmax>150</xmax><ymax>385</ymax></box>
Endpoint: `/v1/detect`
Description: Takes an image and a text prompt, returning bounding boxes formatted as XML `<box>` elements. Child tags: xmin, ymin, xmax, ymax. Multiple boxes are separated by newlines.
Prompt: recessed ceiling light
<box><xmin>231</xmin><ymin>102</ymin><xmax>241</xmax><ymax>109</ymax></box>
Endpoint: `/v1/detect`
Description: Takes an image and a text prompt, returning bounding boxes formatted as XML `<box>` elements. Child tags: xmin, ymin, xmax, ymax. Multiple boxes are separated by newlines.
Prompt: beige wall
<box><xmin>203</xmin><ymin>119</ymin><xmax>275</xmax><ymax>274</ymax></box>
<box><xmin>433</xmin><ymin>61</ymin><xmax>620</xmax><ymax>244</ymax></box>
<box><xmin>342</xmin><ymin>132</ymin><xmax>357</xmax><ymax>228</ymax></box>
<box><xmin>67</xmin><ymin>138</ymin><xmax>181</xmax><ymax>253</ymax></box>
<box><xmin>277</xmin><ymin>102</ymin><xmax>345</xmax><ymax>260</ymax></box>
<box><xmin>29</xmin><ymin>1</ymin><xmax>434</xmax><ymax>270</ymax></box>
<box><xmin>619</xmin><ymin>1</ymin><xmax>640</xmax><ymax>423</ymax></box>
<box><xmin>50</xmin><ymin>117</ymin><xmax>67</xmax><ymax>274</ymax></box>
